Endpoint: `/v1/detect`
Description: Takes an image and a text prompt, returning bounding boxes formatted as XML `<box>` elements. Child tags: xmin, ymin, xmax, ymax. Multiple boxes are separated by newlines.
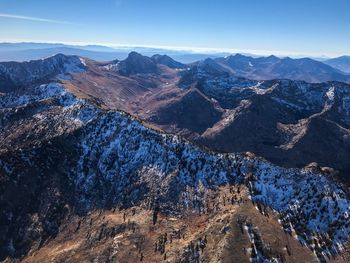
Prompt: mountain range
<box><xmin>211</xmin><ymin>54</ymin><xmax>350</xmax><ymax>83</ymax></box>
<box><xmin>2</xmin><ymin>42</ymin><xmax>350</xmax><ymax>72</ymax></box>
<box><xmin>1</xmin><ymin>52</ymin><xmax>350</xmax><ymax>262</ymax></box>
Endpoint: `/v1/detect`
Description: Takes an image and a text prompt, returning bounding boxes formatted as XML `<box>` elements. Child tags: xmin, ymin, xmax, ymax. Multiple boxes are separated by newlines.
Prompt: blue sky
<box><xmin>0</xmin><ymin>0</ymin><xmax>349</xmax><ymax>56</ymax></box>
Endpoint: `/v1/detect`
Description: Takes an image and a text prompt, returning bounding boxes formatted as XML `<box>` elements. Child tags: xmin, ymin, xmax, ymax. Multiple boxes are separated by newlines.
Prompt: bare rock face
<box><xmin>1</xmin><ymin>54</ymin><xmax>350</xmax><ymax>262</ymax></box>
<box><xmin>117</xmin><ymin>51</ymin><xmax>158</xmax><ymax>76</ymax></box>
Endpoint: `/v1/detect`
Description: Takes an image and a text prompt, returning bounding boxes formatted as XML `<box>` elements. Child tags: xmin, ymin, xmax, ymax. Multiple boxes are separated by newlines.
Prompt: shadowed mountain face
<box><xmin>1</xmin><ymin>53</ymin><xmax>350</xmax><ymax>262</ymax></box>
<box><xmin>174</xmin><ymin>63</ymin><xmax>350</xmax><ymax>183</ymax></box>
<box><xmin>148</xmin><ymin>87</ymin><xmax>224</xmax><ymax>134</ymax></box>
<box><xmin>197</xmin><ymin>82</ymin><xmax>350</xmax><ymax>180</ymax></box>
<box><xmin>115</xmin><ymin>52</ymin><xmax>186</xmax><ymax>76</ymax></box>
<box><xmin>117</xmin><ymin>51</ymin><xmax>159</xmax><ymax>76</ymax></box>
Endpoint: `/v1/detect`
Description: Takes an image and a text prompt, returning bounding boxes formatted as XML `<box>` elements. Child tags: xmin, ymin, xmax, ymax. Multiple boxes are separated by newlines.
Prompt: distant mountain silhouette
<box><xmin>325</xmin><ymin>56</ymin><xmax>350</xmax><ymax>73</ymax></box>
<box><xmin>202</xmin><ymin>54</ymin><xmax>350</xmax><ymax>83</ymax></box>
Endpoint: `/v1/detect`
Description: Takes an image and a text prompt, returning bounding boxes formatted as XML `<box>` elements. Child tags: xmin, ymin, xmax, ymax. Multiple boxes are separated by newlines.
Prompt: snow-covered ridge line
<box><xmin>0</xmin><ymin>54</ymin><xmax>86</xmax><ymax>87</ymax></box>
<box><xmin>0</xmin><ymin>83</ymin><xmax>73</xmax><ymax>108</ymax></box>
<box><xmin>69</xmin><ymin>85</ymin><xmax>350</xmax><ymax>254</ymax></box>
<box><xmin>1</xmin><ymin>82</ymin><xmax>350</xmax><ymax>256</ymax></box>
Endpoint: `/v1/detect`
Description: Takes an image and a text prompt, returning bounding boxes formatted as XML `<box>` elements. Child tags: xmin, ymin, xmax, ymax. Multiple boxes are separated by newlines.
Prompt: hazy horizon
<box><xmin>1</xmin><ymin>0</ymin><xmax>349</xmax><ymax>58</ymax></box>
<box><xmin>0</xmin><ymin>41</ymin><xmax>348</xmax><ymax>60</ymax></box>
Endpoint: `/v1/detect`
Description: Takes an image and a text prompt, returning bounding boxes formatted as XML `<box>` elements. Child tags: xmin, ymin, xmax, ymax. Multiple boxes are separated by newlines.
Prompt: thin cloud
<box><xmin>0</xmin><ymin>13</ymin><xmax>71</xmax><ymax>24</ymax></box>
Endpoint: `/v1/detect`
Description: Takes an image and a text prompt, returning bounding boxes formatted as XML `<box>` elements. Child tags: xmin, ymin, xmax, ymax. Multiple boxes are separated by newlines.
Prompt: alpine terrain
<box><xmin>0</xmin><ymin>53</ymin><xmax>350</xmax><ymax>263</ymax></box>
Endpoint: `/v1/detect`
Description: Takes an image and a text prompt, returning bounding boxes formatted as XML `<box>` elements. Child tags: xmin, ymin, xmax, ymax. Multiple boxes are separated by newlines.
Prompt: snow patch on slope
<box><xmin>244</xmin><ymin>157</ymin><xmax>350</xmax><ymax>255</ymax></box>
